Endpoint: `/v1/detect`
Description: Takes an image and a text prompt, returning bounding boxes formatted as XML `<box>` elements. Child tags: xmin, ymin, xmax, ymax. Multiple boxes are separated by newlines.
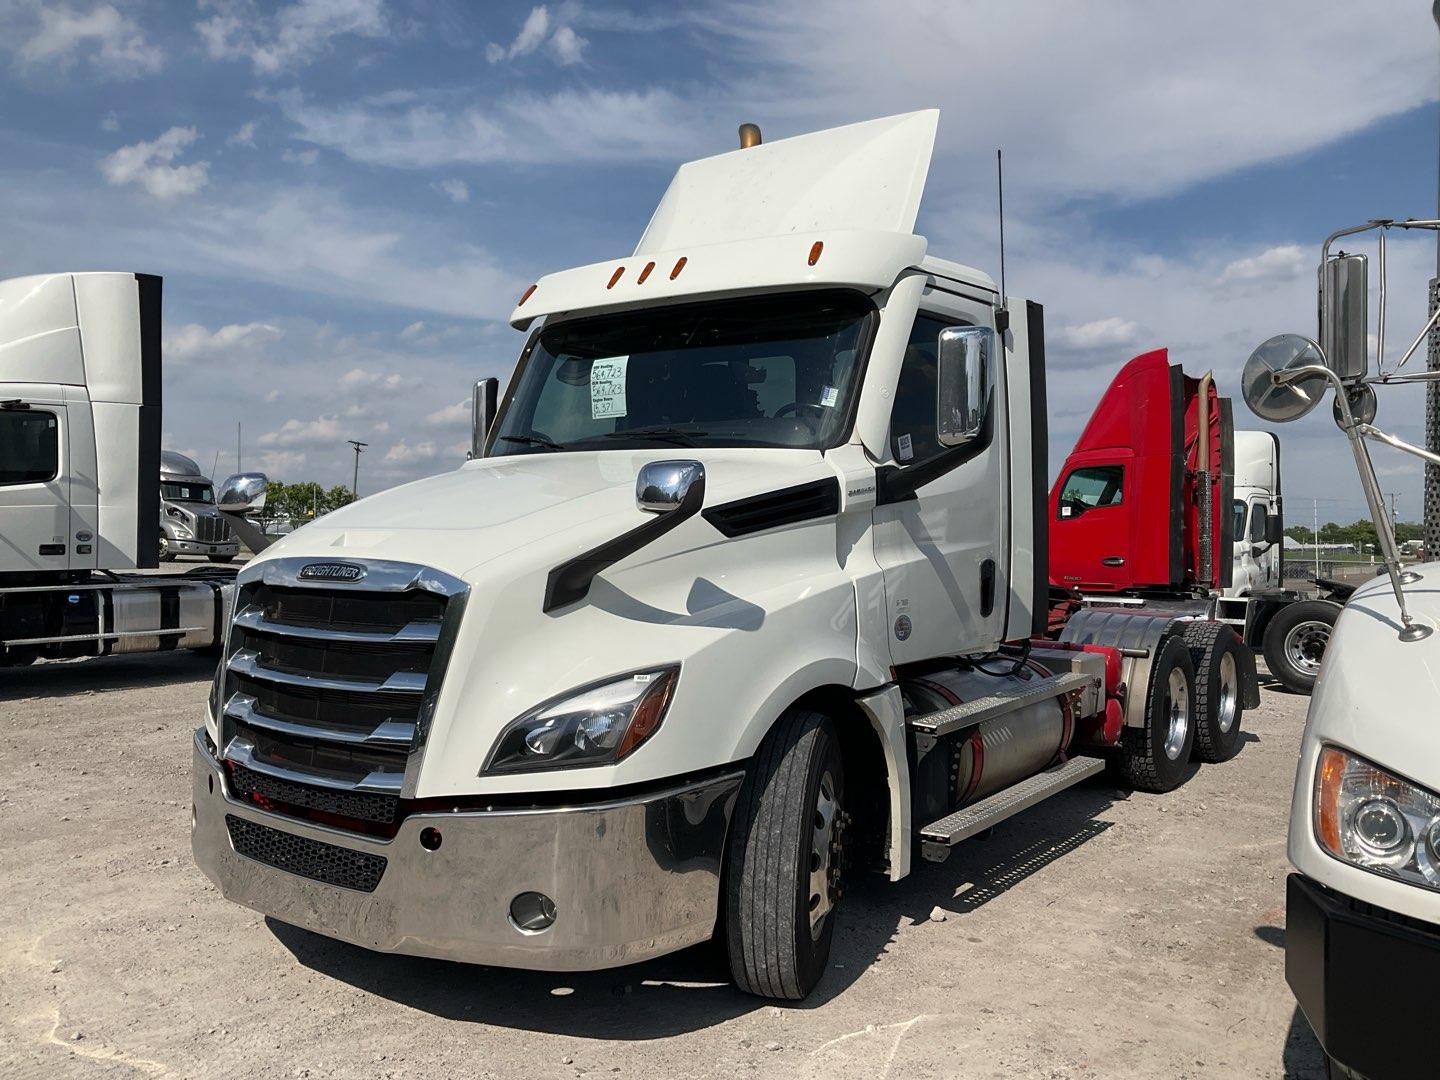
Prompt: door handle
<box><xmin>1101</xmin><ymin>556</ymin><xmax>1125</xmax><ymax>567</ymax></box>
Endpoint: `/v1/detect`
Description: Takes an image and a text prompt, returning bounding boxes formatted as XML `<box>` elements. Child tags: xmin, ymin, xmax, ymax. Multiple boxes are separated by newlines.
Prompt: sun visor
<box><xmin>635</xmin><ymin>110</ymin><xmax>939</xmax><ymax>255</ymax></box>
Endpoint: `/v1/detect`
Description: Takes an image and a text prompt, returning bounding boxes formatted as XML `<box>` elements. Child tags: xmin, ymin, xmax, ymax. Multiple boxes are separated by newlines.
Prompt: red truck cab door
<box><xmin>1050</xmin><ymin>451</ymin><xmax>1134</xmax><ymax>591</ymax></box>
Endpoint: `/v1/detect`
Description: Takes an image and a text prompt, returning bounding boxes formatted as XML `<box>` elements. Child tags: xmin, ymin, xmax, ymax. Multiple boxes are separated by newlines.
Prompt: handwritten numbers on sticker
<box><xmin>820</xmin><ymin>385</ymin><xmax>839</xmax><ymax>408</ymax></box>
<box><xmin>590</xmin><ymin>356</ymin><xmax>629</xmax><ymax>419</ymax></box>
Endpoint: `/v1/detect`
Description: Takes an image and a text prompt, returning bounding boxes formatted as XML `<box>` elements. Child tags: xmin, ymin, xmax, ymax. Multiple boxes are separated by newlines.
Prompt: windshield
<box><xmin>163</xmin><ymin>481</ymin><xmax>214</xmax><ymax>503</ymax></box>
<box><xmin>491</xmin><ymin>291</ymin><xmax>874</xmax><ymax>455</ymax></box>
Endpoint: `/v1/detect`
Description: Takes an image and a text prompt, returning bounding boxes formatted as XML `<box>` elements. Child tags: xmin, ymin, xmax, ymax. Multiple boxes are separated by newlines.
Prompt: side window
<box><xmin>1232</xmin><ymin>500</ymin><xmax>1246</xmax><ymax>541</ymax></box>
<box><xmin>1249</xmin><ymin>503</ymin><xmax>1269</xmax><ymax>544</ymax></box>
<box><xmin>0</xmin><ymin>410</ymin><xmax>58</xmax><ymax>486</ymax></box>
<box><xmin>1057</xmin><ymin>465</ymin><xmax>1123</xmax><ymax>518</ymax></box>
<box><xmin>891</xmin><ymin>314</ymin><xmax>971</xmax><ymax>464</ymax></box>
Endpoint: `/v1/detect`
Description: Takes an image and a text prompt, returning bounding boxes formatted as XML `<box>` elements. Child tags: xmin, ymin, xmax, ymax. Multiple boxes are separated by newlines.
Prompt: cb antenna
<box><xmin>996</xmin><ymin>148</ymin><xmax>1009</xmax><ymax>332</ymax></box>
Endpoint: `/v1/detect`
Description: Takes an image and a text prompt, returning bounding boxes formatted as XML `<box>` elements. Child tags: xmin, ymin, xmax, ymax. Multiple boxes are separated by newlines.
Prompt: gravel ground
<box><xmin>1</xmin><ymin>648</ymin><xmax>1324</xmax><ymax>1079</ymax></box>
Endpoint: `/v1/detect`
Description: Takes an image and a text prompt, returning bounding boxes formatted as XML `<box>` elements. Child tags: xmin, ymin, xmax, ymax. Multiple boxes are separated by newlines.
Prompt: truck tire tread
<box><xmin>1184</xmin><ymin>621</ymin><xmax>1246</xmax><ymax>763</ymax></box>
<box><xmin>1114</xmin><ymin>635</ymin><xmax>1196</xmax><ymax>794</ymax></box>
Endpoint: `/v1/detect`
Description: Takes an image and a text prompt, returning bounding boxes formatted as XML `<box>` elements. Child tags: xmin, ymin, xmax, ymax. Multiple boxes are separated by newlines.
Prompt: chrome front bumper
<box><xmin>169</xmin><ymin>538</ymin><xmax>239</xmax><ymax>555</ymax></box>
<box><xmin>191</xmin><ymin>731</ymin><xmax>744</xmax><ymax>971</ymax></box>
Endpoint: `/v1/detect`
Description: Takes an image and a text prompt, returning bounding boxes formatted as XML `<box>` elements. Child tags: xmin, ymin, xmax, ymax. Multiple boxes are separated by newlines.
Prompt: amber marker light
<box><xmin>637</xmin><ymin>261</ymin><xmax>655</xmax><ymax>284</ymax></box>
<box><xmin>808</xmin><ymin>241</ymin><xmax>824</xmax><ymax>266</ymax></box>
<box><xmin>607</xmin><ymin>266</ymin><xmax>625</xmax><ymax>289</ymax></box>
<box><xmin>670</xmin><ymin>256</ymin><xmax>687</xmax><ymax>280</ymax></box>
<box><xmin>518</xmin><ymin>283</ymin><xmax>537</xmax><ymax>306</ymax></box>
<box><xmin>1315</xmin><ymin>746</ymin><xmax>1346</xmax><ymax>855</ymax></box>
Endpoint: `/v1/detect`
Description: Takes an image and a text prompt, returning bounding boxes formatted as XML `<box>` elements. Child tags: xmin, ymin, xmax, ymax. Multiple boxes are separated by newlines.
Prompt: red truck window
<box><xmin>1057</xmin><ymin>464</ymin><xmax>1123</xmax><ymax>519</ymax></box>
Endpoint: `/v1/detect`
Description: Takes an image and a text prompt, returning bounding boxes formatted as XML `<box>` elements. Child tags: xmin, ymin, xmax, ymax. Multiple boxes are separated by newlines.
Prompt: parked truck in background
<box><xmin>160</xmin><ymin>450</ymin><xmax>241</xmax><ymax>564</ymax></box>
<box><xmin>0</xmin><ymin>271</ymin><xmax>267</xmax><ymax>667</ymax></box>
<box><xmin>1048</xmin><ymin>348</ymin><xmax>1346</xmax><ymax>694</ymax></box>
<box><xmin>1245</xmin><ymin>217</ymin><xmax>1440</xmax><ymax>1080</ymax></box>
<box><xmin>192</xmin><ymin>112</ymin><xmax>1259</xmax><ymax>1000</ymax></box>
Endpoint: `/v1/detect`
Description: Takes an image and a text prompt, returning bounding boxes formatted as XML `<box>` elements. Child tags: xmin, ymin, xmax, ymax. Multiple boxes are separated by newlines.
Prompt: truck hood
<box><xmin>255</xmin><ymin>447</ymin><xmax>835</xmax><ymax>582</ymax></box>
<box><xmin>1306</xmin><ymin>565</ymin><xmax>1440</xmax><ymax>797</ymax></box>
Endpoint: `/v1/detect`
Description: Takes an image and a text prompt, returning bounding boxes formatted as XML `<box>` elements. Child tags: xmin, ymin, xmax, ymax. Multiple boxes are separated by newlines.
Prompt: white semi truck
<box><xmin>160</xmin><ymin>450</ymin><xmax>242</xmax><ymax>564</ymax></box>
<box><xmin>192</xmin><ymin>112</ymin><xmax>1259</xmax><ymax>999</ymax></box>
<box><xmin>0</xmin><ymin>271</ymin><xmax>267</xmax><ymax>666</ymax></box>
<box><xmin>1244</xmin><ymin>219</ymin><xmax>1440</xmax><ymax>1079</ymax></box>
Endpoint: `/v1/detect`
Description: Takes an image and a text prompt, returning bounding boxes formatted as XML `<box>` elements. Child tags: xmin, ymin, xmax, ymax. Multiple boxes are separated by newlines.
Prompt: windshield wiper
<box><xmin>599</xmin><ymin>427</ymin><xmax>709</xmax><ymax>446</ymax></box>
<box><xmin>499</xmin><ymin>434</ymin><xmax>567</xmax><ymax>451</ymax></box>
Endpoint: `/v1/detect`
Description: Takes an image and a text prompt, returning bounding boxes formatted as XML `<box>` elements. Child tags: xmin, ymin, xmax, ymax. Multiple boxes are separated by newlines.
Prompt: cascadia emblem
<box><xmin>298</xmin><ymin>561</ymin><xmax>367</xmax><ymax>583</ymax></box>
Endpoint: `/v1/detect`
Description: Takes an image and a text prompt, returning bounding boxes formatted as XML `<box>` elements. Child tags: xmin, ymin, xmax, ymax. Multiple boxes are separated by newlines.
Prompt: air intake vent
<box><xmin>226</xmin><ymin>815</ymin><xmax>386</xmax><ymax>892</ymax></box>
<box><xmin>703</xmin><ymin>478</ymin><xmax>840</xmax><ymax>537</ymax></box>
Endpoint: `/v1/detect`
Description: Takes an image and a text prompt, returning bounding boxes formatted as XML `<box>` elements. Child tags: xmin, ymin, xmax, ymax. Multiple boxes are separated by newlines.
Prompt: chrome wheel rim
<box><xmin>1163</xmin><ymin>667</ymin><xmax>1190</xmax><ymax>761</ymax></box>
<box><xmin>808</xmin><ymin>769</ymin><xmax>839</xmax><ymax>939</ymax></box>
<box><xmin>1216</xmin><ymin>650</ymin><xmax>1239</xmax><ymax>735</ymax></box>
<box><xmin>1284</xmin><ymin>620</ymin><xmax>1331</xmax><ymax>676</ymax></box>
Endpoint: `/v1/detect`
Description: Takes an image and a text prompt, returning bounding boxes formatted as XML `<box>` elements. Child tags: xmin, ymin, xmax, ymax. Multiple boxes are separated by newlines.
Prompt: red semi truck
<box><xmin>1047</xmin><ymin>348</ymin><xmax>1346</xmax><ymax>694</ymax></box>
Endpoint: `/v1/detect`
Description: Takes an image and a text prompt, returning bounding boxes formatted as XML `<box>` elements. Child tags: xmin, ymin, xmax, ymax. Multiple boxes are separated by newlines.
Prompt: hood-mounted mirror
<box><xmin>1241</xmin><ymin>335</ymin><xmax>1328</xmax><ymax>423</ymax></box>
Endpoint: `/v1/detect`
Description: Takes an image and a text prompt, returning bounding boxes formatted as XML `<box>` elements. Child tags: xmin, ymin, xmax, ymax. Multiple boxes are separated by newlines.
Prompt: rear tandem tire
<box><xmin>1183</xmin><ymin>622</ymin><xmax>1247</xmax><ymax>764</ymax></box>
<box><xmin>1114</xmin><ymin>635</ymin><xmax>1197</xmax><ymax>793</ymax></box>
<box><xmin>724</xmin><ymin>708</ymin><xmax>844</xmax><ymax>1001</ymax></box>
<box><xmin>1262</xmin><ymin>599</ymin><xmax>1339</xmax><ymax>695</ymax></box>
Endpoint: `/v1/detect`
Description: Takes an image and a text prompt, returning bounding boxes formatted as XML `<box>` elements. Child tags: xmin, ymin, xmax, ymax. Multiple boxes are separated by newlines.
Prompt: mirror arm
<box><xmin>1356</xmin><ymin>424</ymin><xmax>1440</xmax><ymax>468</ymax></box>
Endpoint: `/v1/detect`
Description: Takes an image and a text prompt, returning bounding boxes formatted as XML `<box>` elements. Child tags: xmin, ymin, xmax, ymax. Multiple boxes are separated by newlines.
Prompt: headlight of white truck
<box><xmin>1315</xmin><ymin>745</ymin><xmax>1440</xmax><ymax>892</ymax></box>
<box><xmin>484</xmin><ymin>667</ymin><xmax>679</xmax><ymax>774</ymax></box>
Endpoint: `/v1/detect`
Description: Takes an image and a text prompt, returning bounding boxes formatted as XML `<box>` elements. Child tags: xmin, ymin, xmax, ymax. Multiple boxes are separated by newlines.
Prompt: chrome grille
<box><xmin>217</xmin><ymin>558</ymin><xmax>468</xmax><ymax>805</ymax></box>
<box><xmin>226</xmin><ymin>815</ymin><xmax>387</xmax><ymax>892</ymax></box>
<box><xmin>196</xmin><ymin>514</ymin><xmax>232</xmax><ymax>543</ymax></box>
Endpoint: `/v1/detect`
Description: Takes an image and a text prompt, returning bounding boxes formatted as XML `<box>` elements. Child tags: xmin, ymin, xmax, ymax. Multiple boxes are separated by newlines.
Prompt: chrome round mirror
<box><xmin>1242</xmin><ymin>334</ymin><xmax>1328</xmax><ymax>423</ymax></box>
<box><xmin>1333</xmin><ymin>383</ymin><xmax>1377</xmax><ymax>430</ymax></box>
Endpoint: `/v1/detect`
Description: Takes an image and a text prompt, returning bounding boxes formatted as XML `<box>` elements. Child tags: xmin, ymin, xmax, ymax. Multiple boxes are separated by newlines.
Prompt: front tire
<box><xmin>724</xmin><ymin>708</ymin><xmax>844</xmax><ymax>1000</ymax></box>
<box><xmin>1263</xmin><ymin>600</ymin><xmax>1339</xmax><ymax>694</ymax></box>
<box><xmin>1114</xmin><ymin>634</ymin><xmax>1196</xmax><ymax>793</ymax></box>
<box><xmin>1183</xmin><ymin>622</ymin><xmax>1246</xmax><ymax>763</ymax></box>
<box><xmin>158</xmin><ymin>536</ymin><xmax>176</xmax><ymax>562</ymax></box>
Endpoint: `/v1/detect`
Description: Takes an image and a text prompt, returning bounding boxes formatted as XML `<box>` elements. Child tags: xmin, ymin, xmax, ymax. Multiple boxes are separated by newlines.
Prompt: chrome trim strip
<box><xmin>229</xmin><ymin>650</ymin><xmax>427</xmax><ymax>695</ymax></box>
<box><xmin>233</xmin><ymin>608</ymin><xmax>442</xmax><ymax>645</ymax></box>
<box><xmin>3</xmin><ymin>626</ymin><xmax>208</xmax><ymax>646</ymax></box>
<box><xmin>225</xmin><ymin>694</ymin><xmax>416</xmax><ymax>749</ymax></box>
<box><xmin>226</xmin><ymin>738</ymin><xmax>404</xmax><ymax>794</ymax></box>
<box><xmin>239</xmin><ymin>556</ymin><xmax>467</xmax><ymax>597</ymax></box>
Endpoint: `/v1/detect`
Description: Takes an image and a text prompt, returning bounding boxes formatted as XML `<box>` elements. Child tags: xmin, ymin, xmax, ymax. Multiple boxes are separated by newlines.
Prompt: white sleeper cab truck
<box><xmin>160</xmin><ymin>451</ymin><xmax>241</xmax><ymax>563</ymax></box>
<box><xmin>193</xmin><ymin>113</ymin><xmax>1257</xmax><ymax>999</ymax></box>
<box><xmin>0</xmin><ymin>272</ymin><xmax>267</xmax><ymax>667</ymax></box>
<box><xmin>1215</xmin><ymin>429</ymin><xmax>1347</xmax><ymax>693</ymax></box>
<box><xmin>1244</xmin><ymin>218</ymin><xmax>1440</xmax><ymax>1079</ymax></box>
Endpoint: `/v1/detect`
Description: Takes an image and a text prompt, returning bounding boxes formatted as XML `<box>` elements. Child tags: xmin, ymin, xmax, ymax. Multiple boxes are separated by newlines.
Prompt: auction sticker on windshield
<box><xmin>591</xmin><ymin>356</ymin><xmax>628</xmax><ymax>419</ymax></box>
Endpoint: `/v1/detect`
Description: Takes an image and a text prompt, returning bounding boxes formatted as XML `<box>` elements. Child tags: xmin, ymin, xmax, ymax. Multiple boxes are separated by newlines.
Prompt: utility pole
<box><xmin>236</xmin><ymin>422</ymin><xmax>242</xmax><ymax>472</ymax></box>
<box><xmin>1313</xmin><ymin>498</ymin><xmax>1321</xmax><ymax>585</ymax></box>
<box><xmin>347</xmin><ymin>440</ymin><xmax>368</xmax><ymax>500</ymax></box>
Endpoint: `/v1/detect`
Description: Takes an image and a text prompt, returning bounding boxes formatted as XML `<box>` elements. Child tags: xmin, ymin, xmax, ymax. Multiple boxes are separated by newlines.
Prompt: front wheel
<box><xmin>1263</xmin><ymin>600</ymin><xmax>1339</xmax><ymax>694</ymax></box>
<box><xmin>158</xmin><ymin>536</ymin><xmax>176</xmax><ymax>562</ymax></box>
<box><xmin>1114</xmin><ymin>634</ymin><xmax>1196</xmax><ymax>793</ymax></box>
<box><xmin>724</xmin><ymin>708</ymin><xmax>844</xmax><ymax>1000</ymax></box>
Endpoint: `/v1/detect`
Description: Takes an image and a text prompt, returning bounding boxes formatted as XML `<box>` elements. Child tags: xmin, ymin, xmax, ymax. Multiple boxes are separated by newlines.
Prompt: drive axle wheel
<box><xmin>1114</xmin><ymin>635</ymin><xmax>1196</xmax><ymax>793</ymax></box>
<box><xmin>1183</xmin><ymin>622</ymin><xmax>1247</xmax><ymax>763</ymax></box>
<box><xmin>725</xmin><ymin>708</ymin><xmax>845</xmax><ymax>1000</ymax></box>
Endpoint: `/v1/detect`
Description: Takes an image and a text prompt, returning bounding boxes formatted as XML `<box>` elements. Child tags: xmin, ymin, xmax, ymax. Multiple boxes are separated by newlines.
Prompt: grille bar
<box><xmin>226</xmin><ymin>693</ymin><xmax>416</xmax><ymax>749</ymax></box>
<box><xmin>226</xmin><ymin>814</ymin><xmax>386</xmax><ymax>892</ymax></box>
<box><xmin>227</xmin><ymin>760</ymin><xmax>399</xmax><ymax>825</ymax></box>
<box><xmin>230</xmin><ymin>649</ymin><xmax>429</xmax><ymax>695</ymax></box>
<box><xmin>234</xmin><ymin>607</ymin><xmax>441</xmax><ymax>644</ymax></box>
<box><xmin>229</xmin><ymin>737</ymin><xmax>403</xmax><ymax>793</ymax></box>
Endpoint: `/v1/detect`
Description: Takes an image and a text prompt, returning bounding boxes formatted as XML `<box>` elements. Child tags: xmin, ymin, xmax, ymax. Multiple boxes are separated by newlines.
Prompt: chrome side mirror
<box><xmin>1241</xmin><ymin>335</ymin><xmax>1328</xmax><ymax>423</ymax></box>
<box><xmin>216</xmin><ymin>472</ymin><xmax>268</xmax><ymax>514</ymax></box>
<box><xmin>636</xmin><ymin>460</ymin><xmax>705</xmax><ymax>513</ymax></box>
<box><xmin>1320</xmin><ymin>253</ymin><xmax>1368</xmax><ymax>382</ymax></box>
<box><xmin>937</xmin><ymin>326</ymin><xmax>995</xmax><ymax>447</ymax></box>
<box><xmin>471</xmin><ymin>377</ymin><xmax>498</xmax><ymax>459</ymax></box>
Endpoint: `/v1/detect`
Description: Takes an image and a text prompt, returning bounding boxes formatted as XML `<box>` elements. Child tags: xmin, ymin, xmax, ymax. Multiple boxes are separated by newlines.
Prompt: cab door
<box><xmin>873</xmin><ymin>293</ymin><xmax>1007</xmax><ymax>664</ymax></box>
<box><xmin>1049</xmin><ymin>455</ymin><xmax>1133</xmax><ymax>590</ymax></box>
<box><xmin>0</xmin><ymin>399</ymin><xmax>69</xmax><ymax>573</ymax></box>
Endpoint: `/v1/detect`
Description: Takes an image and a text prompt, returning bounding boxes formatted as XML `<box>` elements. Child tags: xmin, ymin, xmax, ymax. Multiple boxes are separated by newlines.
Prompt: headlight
<box><xmin>1314</xmin><ymin>745</ymin><xmax>1440</xmax><ymax>891</ymax></box>
<box><xmin>484</xmin><ymin>667</ymin><xmax>679</xmax><ymax>774</ymax></box>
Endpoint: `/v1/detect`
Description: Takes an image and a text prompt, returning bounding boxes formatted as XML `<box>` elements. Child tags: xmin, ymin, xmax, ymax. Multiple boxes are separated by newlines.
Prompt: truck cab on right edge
<box><xmin>1245</xmin><ymin>220</ymin><xmax>1440</xmax><ymax>1080</ymax></box>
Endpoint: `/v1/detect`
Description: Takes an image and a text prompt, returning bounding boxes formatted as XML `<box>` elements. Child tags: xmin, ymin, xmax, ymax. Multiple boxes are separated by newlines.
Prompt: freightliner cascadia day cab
<box><xmin>193</xmin><ymin>112</ymin><xmax>1259</xmax><ymax>999</ymax></box>
<box><xmin>0</xmin><ymin>272</ymin><xmax>268</xmax><ymax>666</ymax></box>
<box><xmin>1244</xmin><ymin>219</ymin><xmax>1440</xmax><ymax>1080</ymax></box>
<box><xmin>159</xmin><ymin>450</ymin><xmax>241</xmax><ymax>564</ymax></box>
<box><xmin>1048</xmin><ymin>352</ymin><xmax>1345</xmax><ymax>694</ymax></box>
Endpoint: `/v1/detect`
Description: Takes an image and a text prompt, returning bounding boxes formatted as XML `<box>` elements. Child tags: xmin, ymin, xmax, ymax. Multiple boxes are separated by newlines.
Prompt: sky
<box><xmin>1</xmin><ymin>0</ymin><xmax>1439</xmax><ymax>524</ymax></box>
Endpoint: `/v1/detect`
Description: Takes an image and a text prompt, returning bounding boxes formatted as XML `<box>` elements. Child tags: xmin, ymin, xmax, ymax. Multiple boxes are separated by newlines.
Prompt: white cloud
<box><xmin>1218</xmin><ymin>244</ymin><xmax>1308</xmax><ymax>286</ymax></box>
<box><xmin>258</xmin><ymin>414</ymin><xmax>347</xmax><ymax>449</ymax></box>
<box><xmin>165</xmin><ymin>321</ymin><xmax>283</xmax><ymax>361</ymax></box>
<box><xmin>424</xmin><ymin>399</ymin><xmax>469</xmax><ymax>425</ymax></box>
<box><xmin>100</xmin><ymin>126</ymin><xmax>210</xmax><ymax>199</ymax></box>
<box><xmin>282</xmin><ymin>146</ymin><xmax>320</xmax><ymax>166</ymax></box>
<box><xmin>487</xmin><ymin>5</ymin><xmax>549</xmax><ymax>62</ymax></box>
<box><xmin>399</xmin><ymin>320</ymin><xmax>427</xmax><ymax>340</ymax></box>
<box><xmin>1056</xmin><ymin>316</ymin><xmax>1144</xmax><ymax>351</ymax></box>
<box><xmin>228</xmin><ymin>120</ymin><xmax>258</xmax><ymax>147</ymax></box>
<box><xmin>485</xmin><ymin>5</ymin><xmax>586</xmax><ymax>66</ymax></box>
<box><xmin>433</xmin><ymin>178</ymin><xmax>470</xmax><ymax>203</ymax></box>
<box><xmin>337</xmin><ymin>367</ymin><xmax>419</xmax><ymax>392</ymax></box>
<box><xmin>197</xmin><ymin>0</ymin><xmax>388</xmax><ymax>76</ymax></box>
<box><xmin>13</xmin><ymin>3</ymin><xmax>163</xmax><ymax>77</ymax></box>
<box><xmin>383</xmin><ymin>439</ymin><xmax>437</xmax><ymax>463</ymax></box>
<box><xmin>549</xmin><ymin>24</ymin><xmax>585</xmax><ymax>65</ymax></box>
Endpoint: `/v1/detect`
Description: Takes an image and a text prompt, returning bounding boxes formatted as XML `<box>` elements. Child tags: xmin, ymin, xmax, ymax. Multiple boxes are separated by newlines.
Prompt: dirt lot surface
<box><xmin>1</xmin><ymin>648</ymin><xmax>1325</xmax><ymax>1079</ymax></box>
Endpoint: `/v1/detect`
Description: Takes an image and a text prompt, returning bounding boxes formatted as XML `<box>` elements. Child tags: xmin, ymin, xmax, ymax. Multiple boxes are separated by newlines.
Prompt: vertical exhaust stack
<box><xmin>1197</xmin><ymin>371</ymin><xmax>1214</xmax><ymax>589</ymax></box>
<box><xmin>738</xmin><ymin>123</ymin><xmax>762</xmax><ymax>149</ymax></box>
